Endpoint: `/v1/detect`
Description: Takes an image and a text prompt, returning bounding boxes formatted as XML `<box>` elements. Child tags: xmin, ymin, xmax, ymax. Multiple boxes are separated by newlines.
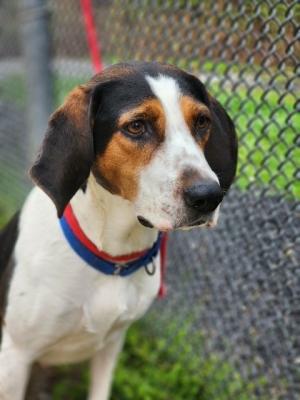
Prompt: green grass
<box><xmin>212</xmin><ymin>83</ymin><xmax>299</xmax><ymax>198</ymax></box>
<box><xmin>1</xmin><ymin>68</ymin><xmax>298</xmax><ymax>200</ymax></box>
<box><xmin>0</xmin><ymin>73</ymin><xmax>89</xmax><ymax>226</ymax></box>
<box><xmin>0</xmin><ymin>73</ymin><xmax>88</xmax><ymax>108</ymax></box>
<box><xmin>0</xmin><ymin>161</ymin><xmax>28</xmax><ymax>227</ymax></box>
<box><xmin>53</xmin><ymin>75</ymin><xmax>89</xmax><ymax>106</ymax></box>
<box><xmin>0</xmin><ymin>74</ymin><xmax>26</xmax><ymax>107</ymax></box>
<box><xmin>50</xmin><ymin>320</ymin><xmax>266</xmax><ymax>400</ymax></box>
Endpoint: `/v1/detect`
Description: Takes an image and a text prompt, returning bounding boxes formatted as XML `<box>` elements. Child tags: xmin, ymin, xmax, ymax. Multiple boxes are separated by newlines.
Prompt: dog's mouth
<box><xmin>187</xmin><ymin>220</ymin><xmax>206</xmax><ymax>227</ymax></box>
<box><xmin>137</xmin><ymin>215</ymin><xmax>210</xmax><ymax>231</ymax></box>
<box><xmin>137</xmin><ymin>215</ymin><xmax>173</xmax><ymax>231</ymax></box>
<box><xmin>137</xmin><ymin>216</ymin><xmax>154</xmax><ymax>229</ymax></box>
<box><xmin>186</xmin><ymin>216</ymin><xmax>208</xmax><ymax>227</ymax></box>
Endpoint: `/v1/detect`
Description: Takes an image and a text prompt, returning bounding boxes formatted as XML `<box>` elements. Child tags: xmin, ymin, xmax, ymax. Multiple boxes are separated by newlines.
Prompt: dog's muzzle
<box><xmin>182</xmin><ymin>180</ymin><xmax>223</xmax><ymax>227</ymax></box>
<box><xmin>183</xmin><ymin>181</ymin><xmax>223</xmax><ymax>213</ymax></box>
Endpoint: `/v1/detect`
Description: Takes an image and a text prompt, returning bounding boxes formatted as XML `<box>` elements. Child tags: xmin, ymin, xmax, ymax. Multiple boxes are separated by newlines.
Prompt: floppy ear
<box><xmin>205</xmin><ymin>97</ymin><xmax>238</xmax><ymax>193</ymax></box>
<box><xmin>30</xmin><ymin>85</ymin><xmax>94</xmax><ymax>217</ymax></box>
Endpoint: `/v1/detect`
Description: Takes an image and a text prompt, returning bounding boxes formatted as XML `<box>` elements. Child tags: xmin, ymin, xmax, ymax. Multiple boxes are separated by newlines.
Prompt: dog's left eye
<box><xmin>124</xmin><ymin>120</ymin><xmax>146</xmax><ymax>136</ymax></box>
<box><xmin>195</xmin><ymin>114</ymin><xmax>211</xmax><ymax>133</ymax></box>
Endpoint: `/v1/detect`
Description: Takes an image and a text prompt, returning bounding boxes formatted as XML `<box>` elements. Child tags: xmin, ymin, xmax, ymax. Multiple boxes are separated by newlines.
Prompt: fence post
<box><xmin>19</xmin><ymin>0</ymin><xmax>53</xmax><ymax>161</ymax></box>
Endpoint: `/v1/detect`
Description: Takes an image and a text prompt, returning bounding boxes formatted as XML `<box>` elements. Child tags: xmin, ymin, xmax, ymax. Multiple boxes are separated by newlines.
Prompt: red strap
<box><xmin>158</xmin><ymin>234</ymin><xmax>168</xmax><ymax>298</ymax></box>
<box><xmin>80</xmin><ymin>0</ymin><xmax>103</xmax><ymax>73</ymax></box>
<box><xmin>79</xmin><ymin>2</ymin><xmax>168</xmax><ymax>296</ymax></box>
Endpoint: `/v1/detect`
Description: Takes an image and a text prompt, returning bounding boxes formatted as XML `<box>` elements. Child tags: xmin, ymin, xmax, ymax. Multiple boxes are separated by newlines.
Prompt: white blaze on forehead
<box><xmin>145</xmin><ymin>74</ymin><xmax>218</xmax><ymax>180</ymax></box>
<box><xmin>146</xmin><ymin>75</ymin><xmax>188</xmax><ymax>140</ymax></box>
<box><xmin>133</xmin><ymin>74</ymin><xmax>219</xmax><ymax>230</ymax></box>
<box><xmin>146</xmin><ymin>75</ymin><xmax>183</xmax><ymax>131</ymax></box>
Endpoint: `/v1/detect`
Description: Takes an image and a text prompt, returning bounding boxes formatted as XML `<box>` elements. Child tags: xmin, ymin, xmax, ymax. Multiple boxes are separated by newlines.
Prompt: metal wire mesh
<box><xmin>0</xmin><ymin>0</ymin><xmax>299</xmax><ymax>398</ymax></box>
<box><xmin>0</xmin><ymin>0</ymin><xmax>29</xmax><ymax>222</ymax></box>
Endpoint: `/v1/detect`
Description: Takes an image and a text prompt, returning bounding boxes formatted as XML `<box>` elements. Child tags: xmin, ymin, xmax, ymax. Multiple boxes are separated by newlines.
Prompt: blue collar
<box><xmin>59</xmin><ymin>204</ymin><xmax>163</xmax><ymax>277</ymax></box>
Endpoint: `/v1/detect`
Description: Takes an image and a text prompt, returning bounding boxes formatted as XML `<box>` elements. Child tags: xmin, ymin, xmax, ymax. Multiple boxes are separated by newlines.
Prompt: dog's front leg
<box><xmin>88</xmin><ymin>332</ymin><xmax>126</xmax><ymax>400</ymax></box>
<box><xmin>0</xmin><ymin>331</ymin><xmax>32</xmax><ymax>400</ymax></box>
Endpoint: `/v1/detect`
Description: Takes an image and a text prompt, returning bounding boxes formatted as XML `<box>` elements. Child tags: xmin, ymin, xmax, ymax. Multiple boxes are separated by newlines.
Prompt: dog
<box><xmin>0</xmin><ymin>62</ymin><xmax>237</xmax><ymax>400</ymax></box>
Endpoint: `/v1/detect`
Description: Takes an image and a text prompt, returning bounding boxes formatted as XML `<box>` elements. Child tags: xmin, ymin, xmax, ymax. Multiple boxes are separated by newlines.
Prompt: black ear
<box><xmin>30</xmin><ymin>85</ymin><xmax>94</xmax><ymax>217</ymax></box>
<box><xmin>205</xmin><ymin>97</ymin><xmax>238</xmax><ymax>193</ymax></box>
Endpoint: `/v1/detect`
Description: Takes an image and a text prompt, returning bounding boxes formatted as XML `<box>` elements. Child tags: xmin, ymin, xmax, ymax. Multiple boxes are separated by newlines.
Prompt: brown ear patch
<box><xmin>90</xmin><ymin>63</ymin><xmax>135</xmax><ymax>85</ymax></box>
<box><xmin>180</xmin><ymin>95</ymin><xmax>211</xmax><ymax>149</ymax></box>
<box><xmin>30</xmin><ymin>84</ymin><xmax>94</xmax><ymax>217</ymax></box>
<box><xmin>93</xmin><ymin>99</ymin><xmax>166</xmax><ymax>201</ymax></box>
<box><xmin>59</xmin><ymin>85</ymin><xmax>90</xmax><ymax>126</ymax></box>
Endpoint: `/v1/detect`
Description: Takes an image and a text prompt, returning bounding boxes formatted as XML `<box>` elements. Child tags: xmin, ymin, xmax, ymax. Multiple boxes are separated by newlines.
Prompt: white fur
<box><xmin>134</xmin><ymin>75</ymin><xmax>219</xmax><ymax>230</ymax></box>
<box><xmin>0</xmin><ymin>181</ymin><xmax>160</xmax><ymax>400</ymax></box>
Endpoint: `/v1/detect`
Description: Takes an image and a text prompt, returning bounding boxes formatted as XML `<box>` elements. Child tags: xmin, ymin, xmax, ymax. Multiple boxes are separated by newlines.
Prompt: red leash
<box><xmin>80</xmin><ymin>0</ymin><xmax>103</xmax><ymax>73</ymax></box>
<box><xmin>158</xmin><ymin>233</ymin><xmax>168</xmax><ymax>298</ymax></box>
<box><xmin>79</xmin><ymin>1</ymin><xmax>168</xmax><ymax>297</ymax></box>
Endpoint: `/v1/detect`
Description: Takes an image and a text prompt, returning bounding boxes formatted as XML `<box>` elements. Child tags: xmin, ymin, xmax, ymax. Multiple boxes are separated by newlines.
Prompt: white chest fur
<box><xmin>4</xmin><ymin>186</ymin><xmax>160</xmax><ymax>366</ymax></box>
<box><xmin>38</xmin><ymin>264</ymin><xmax>160</xmax><ymax>365</ymax></box>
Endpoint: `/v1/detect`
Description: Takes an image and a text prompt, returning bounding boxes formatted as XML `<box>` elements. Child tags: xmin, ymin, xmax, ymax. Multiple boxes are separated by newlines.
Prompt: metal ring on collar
<box><xmin>145</xmin><ymin>259</ymin><xmax>156</xmax><ymax>276</ymax></box>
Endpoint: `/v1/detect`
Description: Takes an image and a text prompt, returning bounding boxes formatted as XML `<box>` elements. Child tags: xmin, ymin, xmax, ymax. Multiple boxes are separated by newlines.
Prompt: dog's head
<box><xmin>30</xmin><ymin>62</ymin><xmax>237</xmax><ymax>231</ymax></box>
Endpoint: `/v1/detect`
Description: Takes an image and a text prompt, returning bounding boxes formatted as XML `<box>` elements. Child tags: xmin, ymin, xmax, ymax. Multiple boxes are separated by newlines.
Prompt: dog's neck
<box><xmin>70</xmin><ymin>174</ymin><xmax>158</xmax><ymax>256</ymax></box>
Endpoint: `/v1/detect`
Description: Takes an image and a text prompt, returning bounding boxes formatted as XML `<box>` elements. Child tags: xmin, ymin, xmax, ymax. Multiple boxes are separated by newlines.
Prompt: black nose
<box><xmin>183</xmin><ymin>181</ymin><xmax>223</xmax><ymax>213</ymax></box>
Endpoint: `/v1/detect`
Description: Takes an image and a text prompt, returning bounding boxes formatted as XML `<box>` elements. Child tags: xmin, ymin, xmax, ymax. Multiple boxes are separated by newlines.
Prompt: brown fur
<box><xmin>180</xmin><ymin>96</ymin><xmax>211</xmax><ymax>148</ymax></box>
<box><xmin>95</xmin><ymin>99</ymin><xmax>166</xmax><ymax>200</ymax></box>
<box><xmin>118</xmin><ymin>98</ymin><xmax>165</xmax><ymax>138</ymax></box>
<box><xmin>179</xmin><ymin>167</ymin><xmax>204</xmax><ymax>190</ymax></box>
<box><xmin>60</xmin><ymin>64</ymin><xmax>136</xmax><ymax>126</ymax></box>
<box><xmin>57</xmin><ymin>85</ymin><xmax>90</xmax><ymax>127</ymax></box>
<box><xmin>30</xmin><ymin>84</ymin><xmax>94</xmax><ymax>217</ymax></box>
<box><xmin>90</xmin><ymin>63</ymin><xmax>135</xmax><ymax>85</ymax></box>
<box><xmin>94</xmin><ymin>133</ymin><xmax>152</xmax><ymax>200</ymax></box>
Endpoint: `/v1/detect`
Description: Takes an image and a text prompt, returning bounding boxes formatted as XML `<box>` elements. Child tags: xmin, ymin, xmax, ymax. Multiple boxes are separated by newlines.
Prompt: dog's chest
<box><xmin>83</xmin><ymin>269</ymin><xmax>159</xmax><ymax>332</ymax></box>
<box><xmin>39</xmin><ymin>266</ymin><xmax>160</xmax><ymax>365</ymax></box>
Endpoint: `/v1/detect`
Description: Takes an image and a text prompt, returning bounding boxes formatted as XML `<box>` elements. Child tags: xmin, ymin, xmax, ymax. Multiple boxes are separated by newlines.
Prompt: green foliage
<box><xmin>212</xmin><ymin>83</ymin><xmax>299</xmax><ymax>198</ymax></box>
<box><xmin>111</xmin><ymin>320</ymin><xmax>263</xmax><ymax>400</ymax></box>
<box><xmin>49</xmin><ymin>320</ymin><xmax>264</xmax><ymax>400</ymax></box>
<box><xmin>0</xmin><ymin>162</ymin><xmax>27</xmax><ymax>227</ymax></box>
<box><xmin>0</xmin><ymin>74</ymin><xmax>26</xmax><ymax>106</ymax></box>
<box><xmin>51</xmin><ymin>364</ymin><xmax>89</xmax><ymax>400</ymax></box>
<box><xmin>0</xmin><ymin>72</ymin><xmax>87</xmax><ymax>108</ymax></box>
<box><xmin>53</xmin><ymin>75</ymin><xmax>88</xmax><ymax>106</ymax></box>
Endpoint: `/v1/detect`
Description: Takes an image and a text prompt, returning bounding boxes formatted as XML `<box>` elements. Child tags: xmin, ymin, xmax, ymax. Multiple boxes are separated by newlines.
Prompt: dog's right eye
<box><xmin>124</xmin><ymin>120</ymin><xmax>146</xmax><ymax>136</ymax></box>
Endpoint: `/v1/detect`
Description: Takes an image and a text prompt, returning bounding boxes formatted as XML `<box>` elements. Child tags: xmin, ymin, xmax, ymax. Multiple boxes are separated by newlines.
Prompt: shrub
<box><xmin>51</xmin><ymin>319</ymin><xmax>265</xmax><ymax>400</ymax></box>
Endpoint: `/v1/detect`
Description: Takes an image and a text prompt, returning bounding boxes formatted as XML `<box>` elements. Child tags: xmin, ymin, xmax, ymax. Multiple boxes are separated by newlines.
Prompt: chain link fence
<box><xmin>1</xmin><ymin>0</ymin><xmax>299</xmax><ymax>399</ymax></box>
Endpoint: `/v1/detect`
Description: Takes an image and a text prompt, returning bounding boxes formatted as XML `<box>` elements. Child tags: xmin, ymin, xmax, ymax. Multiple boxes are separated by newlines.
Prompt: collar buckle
<box><xmin>114</xmin><ymin>263</ymin><xmax>128</xmax><ymax>275</ymax></box>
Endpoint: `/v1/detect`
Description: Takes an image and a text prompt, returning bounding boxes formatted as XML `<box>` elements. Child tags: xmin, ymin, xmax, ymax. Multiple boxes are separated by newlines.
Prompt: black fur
<box><xmin>91</xmin><ymin>62</ymin><xmax>237</xmax><ymax>192</ymax></box>
<box><xmin>0</xmin><ymin>213</ymin><xmax>19</xmax><ymax>281</ymax></box>
<box><xmin>136</xmin><ymin>61</ymin><xmax>210</xmax><ymax>105</ymax></box>
<box><xmin>30</xmin><ymin>106</ymin><xmax>94</xmax><ymax>218</ymax></box>
<box><xmin>0</xmin><ymin>212</ymin><xmax>20</xmax><ymax>341</ymax></box>
<box><xmin>30</xmin><ymin>62</ymin><xmax>237</xmax><ymax>217</ymax></box>
<box><xmin>91</xmin><ymin>78</ymin><xmax>155</xmax><ymax>156</ymax></box>
<box><xmin>205</xmin><ymin>98</ymin><xmax>238</xmax><ymax>192</ymax></box>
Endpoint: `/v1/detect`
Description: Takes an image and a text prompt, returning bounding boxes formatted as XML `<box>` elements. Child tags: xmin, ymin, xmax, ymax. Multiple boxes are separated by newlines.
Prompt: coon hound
<box><xmin>0</xmin><ymin>62</ymin><xmax>237</xmax><ymax>400</ymax></box>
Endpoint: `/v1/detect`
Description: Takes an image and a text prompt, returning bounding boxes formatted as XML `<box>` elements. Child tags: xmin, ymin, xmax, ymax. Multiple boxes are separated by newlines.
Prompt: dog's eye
<box><xmin>125</xmin><ymin>120</ymin><xmax>146</xmax><ymax>136</ymax></box>
<box><xmin>195</xmin><ymin>114</ymin><xmax>211</xmax><ymax>132</ymax></box>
